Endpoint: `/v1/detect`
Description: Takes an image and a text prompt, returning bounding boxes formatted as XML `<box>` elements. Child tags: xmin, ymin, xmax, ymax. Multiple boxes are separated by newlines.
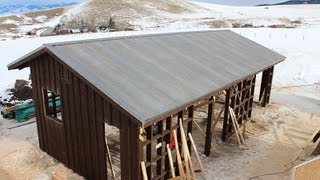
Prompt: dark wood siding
<box><xmin>29</xmin><ymin>53</ymin><xmax>131</xmax><ymax>179</ymax></box>
<box><xmin>29</xmin><ymin>52</ymin><xmax>144</xmax><ymax>179</ymax></box>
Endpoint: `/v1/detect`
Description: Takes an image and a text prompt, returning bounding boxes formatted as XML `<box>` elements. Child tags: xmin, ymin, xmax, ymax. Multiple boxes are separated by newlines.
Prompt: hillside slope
<box><xmin>75</xmin><ymin>0</ymin><xmax>320</xmax><ymax>30</ymax></box>
<box><xmin>1</xmin><ymin>0</ymin><xmax>320</xmax><ymax>37</ymax></box>
<box><xmin>62</xmin><ymin>0</ymin><xmax>202</xmax><ymax>29</ymax></box>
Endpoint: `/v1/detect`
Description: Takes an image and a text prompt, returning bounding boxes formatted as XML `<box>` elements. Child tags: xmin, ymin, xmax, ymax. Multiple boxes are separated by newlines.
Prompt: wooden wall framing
<box><xmin>222</xmin><ymin>75</ymin><xmax>256</xmax><ymax>142</ymax></box>
<box><xmin>142</xmin><ymin>106</ymin><xmax>194</xmax><ymax>179</ymax></box>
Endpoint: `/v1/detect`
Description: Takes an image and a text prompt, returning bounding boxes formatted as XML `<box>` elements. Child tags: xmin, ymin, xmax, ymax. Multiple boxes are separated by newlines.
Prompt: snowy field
<box><xmin>234</xmin><ymin>26</ymin><xmax>320</xmax><ymax>100</ymax></box>
<box><xmin>1</xmin><ymin>26</ymin><xmax>320</xmax><ymax>101</ymax></box>
<box><xmin>132</xmin><ymin>3</ymin><xmax>320</xmax><ymax>30</ymax></box>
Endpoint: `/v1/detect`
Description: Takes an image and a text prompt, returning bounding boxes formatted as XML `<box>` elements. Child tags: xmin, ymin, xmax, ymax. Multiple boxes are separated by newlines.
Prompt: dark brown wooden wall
<box><xmin>29</xmin><ymin>53</ymin><xmax>110</xmax><ymax>179</ymax></box>
<box><xmin>29</xmin><ymin>52</ymin><xmax>144</xmax><ymax>180</ymax></box>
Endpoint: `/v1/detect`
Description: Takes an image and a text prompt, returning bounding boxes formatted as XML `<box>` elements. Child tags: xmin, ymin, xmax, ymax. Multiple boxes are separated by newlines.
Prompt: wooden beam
<box><xmin>165</xmin><ymin>116</ymin><xmax>172</xmax><ymax>179</ymax></box>
<box><xmin>106</xmin><ymin>138</ymin><xmax>115</xmax><ymax>179</ymax></box>
<box><xmin>187</xmin><ymin>106</ymin><xmax>194</xmax><ymax>152</ymax></box>
<box><xmin>188</xmin><ymin>133</ymin><xmax>206</xmax><ymax>177</ymax></box>
<box><xmin>121</xmin><ymin>119</ymin><xmax>143</xmax><ymax>180</ymax></box>
<box><xmin>167</xmin><ymin>144</ymin><xmax>176</xmax><ymax>177</ymax></box>
<box><xmin>259</xmin><ymin>67</ymin><xmax>274</xmax><ymax>107</ymax></box>
<box><xmin>173</xmin><ymin>129</ymin><xmax>185</xmax><ymax>177</ymax></box>
<box><xmin>205</xmin><ymin>96</ymin><xmax>214</xmax><ymax>156</ymax></box>
<box><xmin>177</xmin><ymin>111</ymin><xmax>183</xmax><ymax>151</ymax></box>
<box><xmin>179</xmin><ymin>119</ymin><xmax>195</xmax><ymax>180</ymax></box>
<box><xmin>248</xmin><ymin>75</ymin><xmax>256</xmax><ymax>118</ymax></box>
<box><xmin>145</xmin><ymin>126</ymin><xmax>152</xmax><ymax>179</ymax></box>
<box><xmin>120</xmin><ymin>116</ymin><xmax>131</xmax><ymax>180</ymax></box>
<box><xmin>141</xmin><ymin>161</ymin><xmax>148</xmax><ymax>180</ymax></box>
<box><xmin>222</xmin><ymin>89</ymin><xmax>230</xmax><ymax>142</ymax></box>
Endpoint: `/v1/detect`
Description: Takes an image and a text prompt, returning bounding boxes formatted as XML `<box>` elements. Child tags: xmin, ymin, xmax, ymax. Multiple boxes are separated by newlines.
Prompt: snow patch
<box><xmin>2</xmin><ymin>19</ymin><xmax>18</xmax><ymax>24</ymax></box>
<box><xmin>35</xmin><ymin>15</ymin><xmax>47</xmax><ymax>23</ymax></box>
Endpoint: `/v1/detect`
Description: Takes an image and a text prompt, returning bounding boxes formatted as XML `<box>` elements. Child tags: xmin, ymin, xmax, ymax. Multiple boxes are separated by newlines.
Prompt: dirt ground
<box><xmin>195</xmin><ymin>102</ymin><xmax>320</xmax><ymax>180</ymax></box>
<box><xmin>0</xmin><ymin>100</ymin><xmax>320</xmax><ymax>179</ymax></box>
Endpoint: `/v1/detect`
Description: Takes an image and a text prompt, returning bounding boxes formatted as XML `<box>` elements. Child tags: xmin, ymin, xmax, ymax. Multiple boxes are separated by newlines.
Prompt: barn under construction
<box><xmin>8</xmin><ymin>30</ymin><xmax>285</xmax><ymax>179</ymax></box>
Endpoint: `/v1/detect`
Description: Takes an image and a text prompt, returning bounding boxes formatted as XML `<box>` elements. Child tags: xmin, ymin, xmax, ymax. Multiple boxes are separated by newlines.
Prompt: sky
<box><xmin>0</xmin><ymin>0</ymin><xmax>86</xmax><ymax>5</ymax></box>
<box><xmin>193</xmin><ymin>0</ymin><xmax>287</xmax><ymax>6</ymax></box>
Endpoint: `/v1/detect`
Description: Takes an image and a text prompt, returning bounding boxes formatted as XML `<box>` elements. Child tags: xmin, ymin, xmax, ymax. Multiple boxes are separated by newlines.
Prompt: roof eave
<box><xmin>7</xmin><ymin>45</ymin><xmax>47</xmax><ymax>70</ymax></box>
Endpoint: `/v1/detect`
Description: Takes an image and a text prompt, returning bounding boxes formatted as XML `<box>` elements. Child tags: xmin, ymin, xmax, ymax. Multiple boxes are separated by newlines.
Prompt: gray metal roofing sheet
<box><xmin>12</xmin><ymin>30</ymin><xmax>286</xmax><ymax>123</ymax></box>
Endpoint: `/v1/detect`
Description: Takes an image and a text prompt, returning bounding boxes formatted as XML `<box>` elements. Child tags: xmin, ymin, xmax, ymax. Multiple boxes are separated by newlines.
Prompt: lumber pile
<box><xmin>141</xmin><ymin>119</ymin><xmax>206</xmax><ymax>180</ymax></box>
<box><xmin>229</xmin><ymin>107</ymin><xmax>245</xmax><ymax>145</ymax></box>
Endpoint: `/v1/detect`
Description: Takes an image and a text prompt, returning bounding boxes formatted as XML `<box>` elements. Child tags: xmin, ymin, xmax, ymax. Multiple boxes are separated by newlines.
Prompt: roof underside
<box><xmin>9</xmin><ymin>30</ymin><xmax>285</xmax><ymax>124</ymax></box>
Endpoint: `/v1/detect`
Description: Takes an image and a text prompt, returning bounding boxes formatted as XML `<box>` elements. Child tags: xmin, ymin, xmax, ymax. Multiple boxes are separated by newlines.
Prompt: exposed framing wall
<box><xmin>141</xmin><ymin>106</ymin><xmax>194</xmax><ymax>179</ymax></box>
<box><xmin>222</xmin><ymin>75</ymin><xmax>256</xmax><ymax>142</ymax></box>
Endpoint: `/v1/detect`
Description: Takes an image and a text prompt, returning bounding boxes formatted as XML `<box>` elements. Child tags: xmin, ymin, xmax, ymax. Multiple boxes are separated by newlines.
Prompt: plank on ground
<box><xmin>293</xmin><ymin>156</ymin><xmax>320</xmax><ymax>180</ymax></box>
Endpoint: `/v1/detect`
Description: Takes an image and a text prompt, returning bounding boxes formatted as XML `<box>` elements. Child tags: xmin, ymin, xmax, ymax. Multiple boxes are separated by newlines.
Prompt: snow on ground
<box><xmin>1</xmin><ymin>26</ymin><xmax>320</xmax><ymax>101</ymax></box>
<box><xmin>233</xmin><ymin>26</ymin><xmax>320</xmax><ymax>100</ymax></box>
<box><xmin>193</xmin><ymin>3</ymin><xmax>320</xmax><ymax>26</ymax></box>
<box><xmin>0</xmin><ymin>2</ymin><xmax>320</xmax><ymax>103</ymax></box>
<box><xmin>132</xmin><ymin>3</ymin><xmax>320</xmax><ymax>30</ymax></box>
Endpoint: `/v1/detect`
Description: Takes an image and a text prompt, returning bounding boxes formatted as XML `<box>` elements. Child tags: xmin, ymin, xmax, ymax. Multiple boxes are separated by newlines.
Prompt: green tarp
<box><xmin>15</xmin><ymin>99</ymin><xmax>61</xmax><ymax>123</ymax></box>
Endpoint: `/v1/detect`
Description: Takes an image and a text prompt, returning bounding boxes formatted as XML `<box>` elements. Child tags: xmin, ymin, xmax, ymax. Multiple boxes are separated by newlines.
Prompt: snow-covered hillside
<box><xmin>133</xmin><ymin>2</ymin><xmax>320</xmax><ymax>30</ymax></box>
<box><xmin>1</xmin><ymin>0</ymin><xmax>320</xmax><ymax>38</ymax></box>
<box><xmin>0</xmin><ymin>1</ymin><xmax>320</xmax><ymax>104</ymax></box>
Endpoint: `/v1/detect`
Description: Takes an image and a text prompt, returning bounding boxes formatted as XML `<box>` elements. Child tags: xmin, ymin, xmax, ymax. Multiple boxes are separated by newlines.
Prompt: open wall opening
<box><xmin>43</xmin><ymin>89</ymin><xmax>62</xmax><ymax>121</ymax></box>
<box><xmin>104</xmin><ymin>123</ymin><xmax>121</xmax><ymax>179</ymax></box>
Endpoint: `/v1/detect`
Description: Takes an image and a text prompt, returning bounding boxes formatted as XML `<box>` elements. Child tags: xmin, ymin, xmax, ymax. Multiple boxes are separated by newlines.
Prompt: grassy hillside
<box><xmin>62</xmin><ymin>0</ymin><xmax>200</xmax><ymax>30</ymax></box>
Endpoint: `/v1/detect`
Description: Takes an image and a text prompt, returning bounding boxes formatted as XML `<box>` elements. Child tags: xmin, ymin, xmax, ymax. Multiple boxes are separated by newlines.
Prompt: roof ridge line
<box><xmin>44</xmin><ymin>29</ymin><xmax>230</xmax><ymax>47</ymax></box>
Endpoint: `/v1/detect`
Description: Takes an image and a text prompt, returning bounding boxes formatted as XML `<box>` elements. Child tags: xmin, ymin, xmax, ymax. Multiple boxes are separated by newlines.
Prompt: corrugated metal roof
<box><xmin>9</xmin><ymin>30</ymin><xmax>285</xmax><ymax>124</ymax></box>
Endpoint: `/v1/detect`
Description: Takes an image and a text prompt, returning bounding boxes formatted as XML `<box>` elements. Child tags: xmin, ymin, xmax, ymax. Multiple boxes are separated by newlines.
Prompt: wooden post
<box><xmin>187</xmin><ymin>106</ymin><xmax>194</xmax><ymax>153</ymax></box>
<box><xmin>156</xmin><ymin>121</ymin><xmax>163</xmax><ymax>176</ymax></box>
<box><xmin>120</xmin><ymin>117</ymin><xmax>131</xmax><ymax>180</ymax></box>
<box><xmin>259</xmin><ymin>67</ymin><xmax>274</xmax><ymax>107</ymax></box>
<box><xmin>205</xmin><ymin>96</ymin><xmax>214</xmax><ymax>156</ymax></box>
<box><xmin>146</xmin><ymin>126</ymin><xmax>152</xmax><ymax>179</ymax></box>
<box><xmin>121</xmin><ymin>117</ymin><xmax>143</xmax><ymax>180</ymax></box>
<box><xmin>248</xmin><ymin>75</ymin><xmax>256</xmax><ymax>118</ymax></box>
<box><xmin>222</xmin><ymin>89</ymin><xmax>230</xmax><ymax>141</ymax></box>
<box><xmin>259</xmin><ymin>70</ymin><xmax>268</xmax><ymax>105</ymax></box>
<box><xmin>177</xmin><ymin>111</ymin><xmax>183</xmax><ymax>149</ymax></box>
<box><xmin>165</xmin><ymin>116</ymin><xmax>172</xmax><ymax>179</ymax></box>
